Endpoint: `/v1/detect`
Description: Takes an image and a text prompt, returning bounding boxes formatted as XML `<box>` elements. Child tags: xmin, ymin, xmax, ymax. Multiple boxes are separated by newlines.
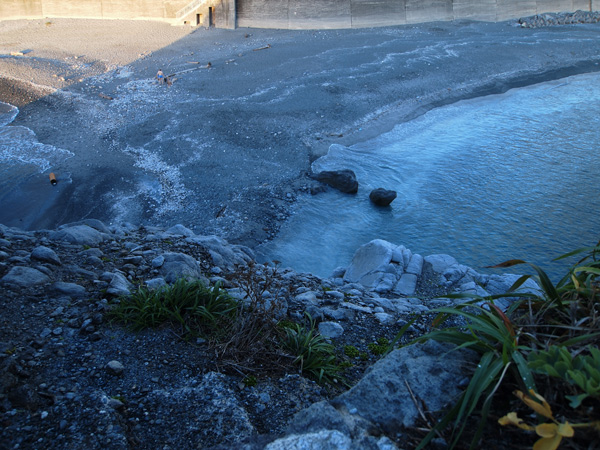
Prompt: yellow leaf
<box><xmin>498</xmin><ymin>412</ymin><xmax>534</xmax><ymax>431</ymax></box>
<box><xmin>533</xmin><ymin>435</ymin><xmax>562</xmax><ymax>450</ymax></box>
<box><xmin>557</xmin><ymin>422</ymin><xmax>574</xmax><ymax>438</ymax></box>
<box><xmin>514</xmin><ymin>390</ymin><xmax>554</xmax><ymax>419</ymax></box>
<box><xmin>536</xmin><ymin>423</ymin><xmax>557</xmax><ymax>438</ymax></box>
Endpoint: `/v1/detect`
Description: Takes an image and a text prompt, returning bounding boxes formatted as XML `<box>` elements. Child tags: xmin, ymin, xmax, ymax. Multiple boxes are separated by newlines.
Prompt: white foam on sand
<box><xmin>122</xmin><ymin>144</ymin><xmax>190</xmax><ymax>216</ymax></box>
<box><xmin>0</xmin><ymin>101</ymin><xmax>74</xmax><ymax>172</ymax></box>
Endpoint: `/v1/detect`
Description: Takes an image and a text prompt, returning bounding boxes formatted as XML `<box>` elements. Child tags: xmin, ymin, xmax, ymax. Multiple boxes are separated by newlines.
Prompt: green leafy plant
<box><xmin>405</xmin><ymin>241</ymin><xmax>600</xmax><ymax>449</ymax></box>
<box><xmin>410</xmin><ymin>298</ymin><xmax>536</xmax><ymax>449</ymax></box>
<box><xmin>528</xmin><ymin>345</ymin><xmax>600</xmax><ymax>408</ymax></box>
<box><xmin>242</xmin><ymin>375</ymin><xmax>257</xmax><ymax>388</ymax></box>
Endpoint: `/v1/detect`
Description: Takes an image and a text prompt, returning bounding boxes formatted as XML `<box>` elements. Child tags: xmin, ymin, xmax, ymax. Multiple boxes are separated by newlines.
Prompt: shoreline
<box><xmin>1</xmin><ymin>18</ymin><xmax>600</xmax><ymax>249</ymax></box>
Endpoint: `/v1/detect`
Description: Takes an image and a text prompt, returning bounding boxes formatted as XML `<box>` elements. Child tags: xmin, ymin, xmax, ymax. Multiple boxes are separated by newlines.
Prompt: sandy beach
<box><xmin>1</xmin><ymin>17</ymin><xmax>600</xmax><ymax>247</ymax></box>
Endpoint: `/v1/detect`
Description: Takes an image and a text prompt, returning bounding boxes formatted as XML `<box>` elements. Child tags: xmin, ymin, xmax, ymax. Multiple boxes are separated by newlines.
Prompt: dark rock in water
<box><xmin>313</xmin><ymin>170</ymin><xmax>358</xmax><ymax>194</ymax></box>
<box><xmin>369</xmin><ymin>188</ymin><xmax>397</xmax><ymax>206</ymax></box>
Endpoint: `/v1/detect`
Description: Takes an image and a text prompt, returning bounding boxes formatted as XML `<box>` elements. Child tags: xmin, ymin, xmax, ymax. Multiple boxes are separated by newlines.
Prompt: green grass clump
<box><xmin>280</xmin><ymin>315</ymin><xmax>339</xmax><ymax>384</ymax></box>
<box><xmin>110</xmin><ymin>278</ymin><xmax>237</xmax><ymax>337</ymax></box>
<box><xmin>112</xmin><ymin>274</ymin><xmax>342</xmax><ymax>386</ymax></box>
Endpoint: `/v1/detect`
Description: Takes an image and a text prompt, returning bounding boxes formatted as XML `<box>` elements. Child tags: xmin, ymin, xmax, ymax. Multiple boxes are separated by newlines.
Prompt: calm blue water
<box><xmin>258</xmin><ymin>72</ymin><xmax>600</xmax><ymax>280</ymax></box>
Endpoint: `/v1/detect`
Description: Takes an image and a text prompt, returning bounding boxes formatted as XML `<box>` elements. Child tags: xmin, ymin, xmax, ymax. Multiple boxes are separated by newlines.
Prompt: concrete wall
<box><xmin>235</xmin><ymin>0</ymin><xmax>595</xmax><ymax>29</ymax></box>
<box><xmin>0</xmin><ymin>0</ymin><xmax>596</xmax><ymax>28</ymax></box>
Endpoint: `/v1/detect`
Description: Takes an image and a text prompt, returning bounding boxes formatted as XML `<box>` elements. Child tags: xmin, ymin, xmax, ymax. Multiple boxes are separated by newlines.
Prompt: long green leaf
<box><xmin>451</xmin><ymin>353</ymin><xmax>505</xmax><ymax>447</ymax></box>
<box><xmin>512</xmin><ymin>350</ymin><xmax>536</xmax><ymax>392</ymax></box>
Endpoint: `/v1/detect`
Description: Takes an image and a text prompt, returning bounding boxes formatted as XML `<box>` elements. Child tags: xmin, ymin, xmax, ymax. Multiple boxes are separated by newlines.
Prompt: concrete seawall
<box><xmin>1</xmin><ymin>0</ymin><xmax>599</xmax><ymax>29</ymax></box>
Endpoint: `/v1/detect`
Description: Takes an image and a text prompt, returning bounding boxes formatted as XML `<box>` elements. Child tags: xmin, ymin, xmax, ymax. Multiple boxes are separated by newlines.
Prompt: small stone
<box><xmin>318</xmin><ymin>321</ymin><xmax>344</xmax><ymax>339</ymax></box>
<box><xmin>106</xmin><ymin>360</ymin><xmax>124</xmax><ymax>376</ymax></box>
<box><xmin>369</xmin><ymin>188</ymin><xmax>397</xmax><ymax>206</ymax></box>
<box><xmin>107</xmin><ymin>398</ymin><xmax>125</xmax><ymax>409</ymax></box>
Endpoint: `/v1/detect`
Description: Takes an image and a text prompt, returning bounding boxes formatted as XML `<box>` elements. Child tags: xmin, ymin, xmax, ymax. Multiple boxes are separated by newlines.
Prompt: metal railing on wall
<box><xmin>176</xmin><ymin>0</ymin><xmax>209</xmax><ymax>19</ymax></box>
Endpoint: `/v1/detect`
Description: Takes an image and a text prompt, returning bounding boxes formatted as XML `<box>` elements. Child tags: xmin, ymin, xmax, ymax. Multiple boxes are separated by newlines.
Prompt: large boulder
<box><xmin>333</xmin><ymin>340</ymin><xmax>476</xmax><ymax>432</ymax></box>
<box><xmin>313</xmin><ymin>170</ymin><xmax>359</xmax><ymax>194</ymax></box>
<box><xmin>343</xmin><ymin>239</ymin><xmax>399</xmax><ymax>290</ymax></box>
<box><xmin>369</xmin><ymin>188</ymin><xmax>397</xmax><ymax>207</ymax></box>
<box><xmin>49</xmin><ymin>225</ymin><xmax>107</xmax><ymax>246</ymax></box>
<box><xmin>137</xmin><ymin>372</ymin><xmax>255</xmax><ymax>448</ymax></box>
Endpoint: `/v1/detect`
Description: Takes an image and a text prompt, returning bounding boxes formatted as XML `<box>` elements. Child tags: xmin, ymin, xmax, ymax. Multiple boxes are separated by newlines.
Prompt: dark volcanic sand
<box><xmin>1</xmin><ymin>18</ymin><xmax>600</xmax><ymax>247</ymax></box>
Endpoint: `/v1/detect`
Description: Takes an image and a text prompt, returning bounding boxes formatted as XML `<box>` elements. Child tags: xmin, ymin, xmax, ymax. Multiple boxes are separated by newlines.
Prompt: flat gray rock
<box><xmin>49</xmin><ymin>225</ymin><xmax>106</xmax><ymax>246</ymax></box>
<box><xmin>333</xmin><ymin>340</ymin><xmax>476</xmax><ymax>431</ymax></box>
<box><xmin>51</xmin><ymin>281</ymin><xmax>87</xmax><ymax>298</ymax></box>
<box><xmin>1</xmin><ymin>266</ymin><xmax>50</xmax><ymax>287</ymax></box>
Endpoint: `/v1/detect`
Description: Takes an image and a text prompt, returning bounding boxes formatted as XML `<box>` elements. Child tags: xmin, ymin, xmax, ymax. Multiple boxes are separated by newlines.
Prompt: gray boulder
<box><xmin>49</xmin><ymin>225</ymin><xmax>107</xmax><ymax>246</ymax></box>
<box><xmin>51</xmin><ymin>281</ymin><xmax>87</xmax><ymax>298</ymax></box>
<box><xmin>343</xmin><ymin>239</ymin><xmax>401</xmax><ymax>291</ymax></box>
<box><xmin>140</xmin><ymin>372</ymin><xmax>255</xmax><ymax>447</ymax></box>
<box><xmin>64</xmin><ymin>219</ymin><xmax>112</xmax><ymax>234</ymax></box>
<box><xmin>333</xmin><ymin>340</ymin><xmax>476</xmax><ymax>432</ymax></box>
<box><xmin>266</xmin><ymin>430</ymin><xmax>352</xmax><ymax>450</ymax></box>
<box><xmin>1</xmin><ymin>266</ymin><xmax>50</xmax><ymax>287</ymax></box>
<box><xmin>423</xmin><ymin>254</ymin><xmax>458</xmax><ymax>274</ymax></box>
<box><xmin>159</xmin><ymin>252</ymin><xmax>206</xmax><ymax>284</ymax></box>
<box><xmin>369</xmin><ymin>188</ymin><xmax>397</xmax><ymax>207</ymax></box>
<box><xmin>106</xmin><ymin>273</ymin><xmax>133</xmax><ymax>297</ymax></box>
<box><xmin>165</xmin><ymin>224</ymin><xmax>196</xmax><ymax>237</ymax></box>
<box><xmin>287</xmin><ymin>401</ymin><xmax>351</xmax><ymax>436</ymax></box>
<box><xmin>30</xmin><ymin>246</ymin><xmax>61</xmax><ymax>265</ymax></box>
<box><xmin>145</xmin><ymin>277</ymin><xmax>167</xmax><ymax>290</ymax></box>
<box><xmin>187</xmin><ymin>235</ymin><xmax>254</xmax><ymax>270</ymax></box>
<box><xmin>318</xmin><ymin>321</ymin><xmax>344</xmax><ymax>339</ymax></box>
<box><xmin>313</xmin><ymin>170</ymin><xmax>359</xmax><ymax>194</ymax></box>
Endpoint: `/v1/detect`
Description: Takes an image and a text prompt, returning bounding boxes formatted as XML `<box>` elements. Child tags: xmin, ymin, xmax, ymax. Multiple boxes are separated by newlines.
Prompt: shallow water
<box><xmin>0</xmin><ymin>101</ymin><xmax>73</xmax><ymax>173</ymax></box>
<box><xmin>258</xmin><ymin>72</ymin><xmax>600</xmax><ymax>280</ymax></box>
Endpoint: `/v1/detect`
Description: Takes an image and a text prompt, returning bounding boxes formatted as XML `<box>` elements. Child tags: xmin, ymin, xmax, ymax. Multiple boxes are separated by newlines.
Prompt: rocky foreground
<box><xmin>0</xmin><ymin>219</ymin><xmax>542</xmax><ymax>449</ymax></box>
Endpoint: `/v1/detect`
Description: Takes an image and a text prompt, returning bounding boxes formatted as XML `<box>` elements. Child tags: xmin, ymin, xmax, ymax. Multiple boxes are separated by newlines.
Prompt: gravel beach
<box><xmin>1</xmin><ymin>17</ymin><xmax>600</xmax><ymax>247</ymax></box>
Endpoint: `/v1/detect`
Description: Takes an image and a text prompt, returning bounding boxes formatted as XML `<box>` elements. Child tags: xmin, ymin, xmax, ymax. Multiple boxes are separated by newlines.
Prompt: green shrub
<box><xmin>403</xmin><ymin>241</ymin><xmax>600</xmax><ymax>450</ymax></box>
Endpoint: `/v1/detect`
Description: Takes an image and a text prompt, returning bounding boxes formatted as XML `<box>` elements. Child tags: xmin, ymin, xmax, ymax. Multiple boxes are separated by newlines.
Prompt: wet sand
<box><xmin>1</xmin><ymin>18</ymin><xmax>600</xmax><ymax>247</ymax></box>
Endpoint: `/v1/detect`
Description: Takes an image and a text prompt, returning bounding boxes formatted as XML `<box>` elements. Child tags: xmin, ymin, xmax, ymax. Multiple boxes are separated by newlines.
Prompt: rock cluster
<box><xmin>518</xmin><ymin>10</ymin><xmax>600</xmax><ymax>28</ymax></box>
<box><xmin>0</xmin><ymin>220</ymin><xmax>535</xmax><ymax>449</ymax></box>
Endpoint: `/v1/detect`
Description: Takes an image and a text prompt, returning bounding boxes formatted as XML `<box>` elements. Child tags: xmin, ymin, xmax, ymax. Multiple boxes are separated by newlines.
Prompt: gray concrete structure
<box><xmin>0</xmin><ymin>0</ymin><xmax>237</xmax><ymax>29</ymax></box>
<box><xmin>0</xmin><ymin>0</ymin><xmax>598</xmax><ymax>28</ymax></box>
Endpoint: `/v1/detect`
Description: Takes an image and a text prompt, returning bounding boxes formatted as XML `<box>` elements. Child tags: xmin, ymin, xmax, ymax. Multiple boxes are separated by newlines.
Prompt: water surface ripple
<box><xmin>258</xmin><ymin>73</ymin><xmax>600</xmax><ymax>280</ymax></box>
